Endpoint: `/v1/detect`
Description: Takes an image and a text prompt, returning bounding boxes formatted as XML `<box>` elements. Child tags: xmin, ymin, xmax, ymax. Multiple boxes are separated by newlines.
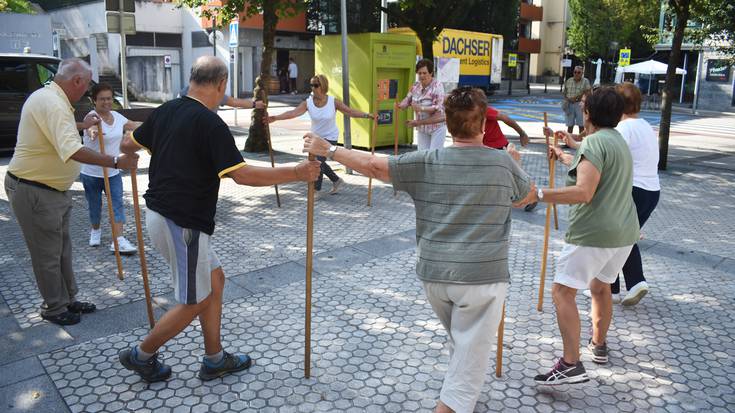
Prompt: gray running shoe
<box><xmin>534</xmin><ymin>358</ymin><xmax>589</xmax><ymax>385</ymax></box>
<box><xmin>587</xmin><ymin>339</ymin><xmax>609</xmax><ymax>364</ymax></box>
<box><xmin>199</xmin><ymin>351</ymin><xmax>252</xmax><ymax>381</ymax></box>
<box><xmin>119</xmin><ymin>348</ymin><xmax>172</xmax><ymax>383</ymax></box>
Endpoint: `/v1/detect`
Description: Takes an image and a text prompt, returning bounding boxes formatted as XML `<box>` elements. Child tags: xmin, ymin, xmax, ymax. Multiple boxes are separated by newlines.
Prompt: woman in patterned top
<box><xmin>397</xmin><ymin>59</ymin><xmax>447</xmax><ymax>150</ymax></box>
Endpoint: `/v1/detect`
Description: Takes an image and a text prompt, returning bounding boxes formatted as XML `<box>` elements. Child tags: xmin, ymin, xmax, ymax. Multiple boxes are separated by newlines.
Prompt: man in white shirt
<box><xmin>288</xmin><ymin>58</ymin><xmax>298</xmax><ymax>94</ymax></box>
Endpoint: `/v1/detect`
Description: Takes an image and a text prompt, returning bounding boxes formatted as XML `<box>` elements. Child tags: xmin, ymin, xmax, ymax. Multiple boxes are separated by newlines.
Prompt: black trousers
<box><xmin>612</xmin><ymin>186</ymin><xmax>660</xmax><ymax>294</ymax></box>
<box><xmin>315</xmin><ymin>155</ymin><xmax>339</xmax><ymax>191</ymax></box>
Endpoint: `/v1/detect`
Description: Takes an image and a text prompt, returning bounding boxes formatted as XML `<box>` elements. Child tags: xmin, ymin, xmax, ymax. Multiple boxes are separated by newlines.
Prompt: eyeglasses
<box><xmin>574</xmin><ymin>71</ymin><xmax>582</xmax><ymax>74</ymax></box>
<box><xmin>310</xmin><ymin>83</ymin><xmax>320</xmax><ymax>88</ymax></box>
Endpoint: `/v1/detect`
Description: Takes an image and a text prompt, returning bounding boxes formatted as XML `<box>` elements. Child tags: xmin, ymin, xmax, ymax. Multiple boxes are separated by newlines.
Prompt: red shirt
<box><xmin>483</xmin><ymin>107</ymin><xmax>508</xmax><ymax>149</ymax></box>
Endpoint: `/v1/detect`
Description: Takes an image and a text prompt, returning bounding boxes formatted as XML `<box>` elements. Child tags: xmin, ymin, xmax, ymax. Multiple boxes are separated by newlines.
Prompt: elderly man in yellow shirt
<box><xmin>4</xmin><ymin>58</ymin><xmax>139</xmax><ymax>326</ymax></box>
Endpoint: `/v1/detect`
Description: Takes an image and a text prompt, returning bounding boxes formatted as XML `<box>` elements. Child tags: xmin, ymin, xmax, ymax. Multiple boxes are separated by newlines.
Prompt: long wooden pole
<box><xmin>495</xmin><ymin>302</ymin><xmax>506</xmax><ymax>377</ymax></box>
<box><xmin>550</xmin><ymin>132</ymin><xmax>559</xmax><ymax>230</ymax></box>
<box><xmin>130</xmin><ymin>167</ymin><xmax>155</xmax><ymax>328</ymax></box>
<box><xmin>393</xmin><ymin>101</ymin><xmax>399</xmax><ymax>197</ymax></box>
<box><xmin>543</xmin><ymin>113</ymin><xmax>559</xmax><ymax>229</ymax></box>
<box><xmin>367</xmin><ymin>103</ymin><xmax>378</xmax><ymax>207</ymax></box>
<box><xmin>97</xmin><ymin>124</ymin><xmax>124</xmax><ymax>280</ymax></box>
<box><xmin>304</xmin><ymin>153</ymin><xmax>315</xmax><ymax>378</ymax></box>
<box><xmin>538</xmin><ymin>116</ymin><xmax>553</xmax><ymax>312</ymax></box>
<box><xmin>265</xmin><ymin>120</ymin><xmax>281</xmax><ymax>208</ymax></box>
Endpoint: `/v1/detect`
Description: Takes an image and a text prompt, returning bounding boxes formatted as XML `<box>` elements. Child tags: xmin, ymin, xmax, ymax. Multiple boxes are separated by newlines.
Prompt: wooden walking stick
<box><xmin>393</xmin><ymin>101</ymin><xmax>399</xmax><ymax>157</ymax></box>
<box><xmin>550</xmin><ymin>132</ymin><xmax>559</xmax><ymax>230</ymax></box>
<box><xmin>537</xmin><ymin>117</ymin><xmax>555</xmax><ymax>312</ymax></box>
<box><xmin>393</xmin><ymin>101</ymin><xmax>399</xmax><ymax>197</ymax></box>
<box><xmin>96</xmin><ymin>124</ymin><xmax>124</xmax><ymax>280</ymax></box>
<box><xmin>367</xmin><ymin>106</ymin><xmax>378</xmax><ymax>207</ymax></box>
<box><xmin>130</xmin><ymin>166</ymin><xmax>155</xmax><ymax>329</ymax></box>
<box><xmin>543</xmin><ymin>112</ymin><xmax>559</xmax><ymax>230</ymax></box>
<box><xmin>304</xmin><ymin>153</ymin><xmax>316</xmax><ymax>378</ymax></box>
<box><xmin>495</xmin><ymin>302</ymin><xmax>506</xmax><ymax>377</ymax></box>
<box><xmin>265</xmin><ymin>114</ymin><xmax>281</xmax><ymax>208</ymax></box>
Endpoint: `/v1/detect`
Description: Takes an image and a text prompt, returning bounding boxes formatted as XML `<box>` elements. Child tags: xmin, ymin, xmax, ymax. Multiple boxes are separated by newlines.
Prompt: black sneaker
<box><xmin>199</xmin><ymin>351</ymin><xmax>252</xmax><ymax>381</ymax></box>
<box><xmin>534</xmin><ymin>358</ymin><xmax>589</xmax><ymax>385</ymax></box>
<box><xmin>41</xmin><ymin>310</ymin><xmax>80</xmax><ymax>326</ymax></box>
<box><xmin>587</xmin><ymin>339</ymin><xmax>609</xmax><ymax>364</ymax></box>
<box><xmin>119</xmin><ymin>348</ymin><xmax>172</xmax><ymax>383</ymax></box>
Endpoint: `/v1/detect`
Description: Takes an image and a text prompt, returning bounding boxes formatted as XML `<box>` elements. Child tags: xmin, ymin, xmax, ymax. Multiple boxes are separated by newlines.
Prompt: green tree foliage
<box><xmin>307</xmin><ymin>0</ymin><xmax>380</xmax><ymax>34</ymax></box>
<box><xmin>175</xmin><ymin>0</ymin><xmax>306</xmax><ymax>152</ymax></box>
<box><xmin>0</xmin><ymin>0</ymin><xmax>35</xmax><ymax>13</ymax></box>
<box><xmin>657</xmin><ymin>0</ymin><xmax>735</xmax><ymax>169</ymax></box>
<box><xmin>568</xmin><ymin>0</ymin><xmax>660</xmax><ymax>61</ymax></box>
<box><xmin>382</xmin><ymin>0</ymin><xmax>479</xmax><ymax>60</ymax></box>
<box><xmin>454</xmin><ymin>0</ymin><xmax>520</xmax><ymax>43</ymax></box>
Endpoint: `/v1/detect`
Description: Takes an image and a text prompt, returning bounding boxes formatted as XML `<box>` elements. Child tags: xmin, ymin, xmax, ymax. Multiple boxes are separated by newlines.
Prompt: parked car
<box><xmin>0</xmin><ymin>53</ymin><xmax>121</xmax><ymax>152</ymax></box>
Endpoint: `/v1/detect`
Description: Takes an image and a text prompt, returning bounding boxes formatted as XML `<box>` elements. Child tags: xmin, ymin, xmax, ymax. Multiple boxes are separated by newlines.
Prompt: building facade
<box><xmin>34</xmin><ymin>0</ymin><xmax>314</xmax><ymax>102</ymax></box>
<box><xmin>528</xmin><ymin>0</ymin><xmax>570</xmax><ymax>84</ymax></box>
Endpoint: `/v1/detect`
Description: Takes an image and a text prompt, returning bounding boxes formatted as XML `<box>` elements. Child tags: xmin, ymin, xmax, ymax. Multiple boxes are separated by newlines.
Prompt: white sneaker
<box><xmin>582</xmin><ymin>289</ymin><xmax>621</xmax><ymax>304</ymax></box>
<box><xmin>111</xmin><ymin>236</ymin><xmax>137</xmax><ymax>255</ymax></box>
<box><xmin>329</xmin><ymin>179</ymin><xmax>342</xmax><ymax>195</ymax></box>
<box><xmin>621</xmin><ymin>281</ymin><xmax>649</xmax><ymax>306</ymax></box>
<box><xmin>89</xmin><ymin>229</ymin><xmax>101</xmax><ymax>247</ymax></box>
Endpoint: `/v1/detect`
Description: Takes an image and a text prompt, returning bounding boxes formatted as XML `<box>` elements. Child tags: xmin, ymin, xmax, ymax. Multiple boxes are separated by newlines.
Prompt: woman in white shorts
<box><xmin>526</xmin><ymin>86</ymin><xmax>640</xmax><ymax>385</ymax></box>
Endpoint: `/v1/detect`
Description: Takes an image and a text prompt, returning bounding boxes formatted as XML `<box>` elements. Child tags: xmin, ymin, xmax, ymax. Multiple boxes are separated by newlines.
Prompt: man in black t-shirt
<box><xmin>118</xmin><ymin>56</ymin><xmax>320</xmax><ymax>383</ymax></box>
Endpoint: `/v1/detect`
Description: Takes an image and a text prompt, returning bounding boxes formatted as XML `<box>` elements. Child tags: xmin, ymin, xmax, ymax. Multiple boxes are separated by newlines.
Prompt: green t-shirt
<box><xmin>389</xmin><ymin>146</ymin><xmax>531</xmax><ymax>284</ymax></box>
<box><xmin>565</xmin><ymin>128</ymin><xmax>640</xmax><ymax>247</ymax></box>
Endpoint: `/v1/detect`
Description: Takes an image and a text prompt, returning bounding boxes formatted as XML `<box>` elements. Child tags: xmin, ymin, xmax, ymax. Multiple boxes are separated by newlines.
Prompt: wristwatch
<box><xmin>537</xmin><ymin>187</ymin><xmax>544</xmax><ymax>201</ymax></box>
<box><xmin>113</xmin><ymin>156</ymin><xmax>119</xmax><ymax>169</ymax></box>
<box><xmin>326</xmin><ymin>145</ymin><xmax>338</xmax><ymax>160</ymax></box>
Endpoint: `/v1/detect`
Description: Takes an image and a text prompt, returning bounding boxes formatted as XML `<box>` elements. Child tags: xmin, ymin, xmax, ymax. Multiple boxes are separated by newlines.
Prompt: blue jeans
<box><xmin>315</xmin><ymin>155</ymin><xmax>339</xmax><ymax>191</ymax></box>
<box><xmin>80</xmin><ymin>173</ymin><xmax>125</xmax><ymax>226</ymax></box>
<box><xmin>611</xmin><ymin>186</ymin><xmax>660</xmax><ymax>294</ymax></box>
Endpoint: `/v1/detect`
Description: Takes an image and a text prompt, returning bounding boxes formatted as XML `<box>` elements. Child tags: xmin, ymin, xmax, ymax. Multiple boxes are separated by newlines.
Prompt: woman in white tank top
<box><xmin>268</xmin><ymin>74</ymin><xmax>373</xmax><ymax>194</ymax></box>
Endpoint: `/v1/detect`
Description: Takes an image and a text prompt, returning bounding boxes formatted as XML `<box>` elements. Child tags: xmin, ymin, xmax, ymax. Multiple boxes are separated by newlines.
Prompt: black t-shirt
<box><xmin>132</xmin><ymin>96</ymin><xmax>245</xmax><ymax>235</ymax></box>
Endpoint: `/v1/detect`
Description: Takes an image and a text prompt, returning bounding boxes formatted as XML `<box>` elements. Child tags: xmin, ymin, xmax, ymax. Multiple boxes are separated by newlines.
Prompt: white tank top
<box><xmin>306</xmin><ymin>95</ymin><xmax>340</xmax><ymax>142</ymax></box>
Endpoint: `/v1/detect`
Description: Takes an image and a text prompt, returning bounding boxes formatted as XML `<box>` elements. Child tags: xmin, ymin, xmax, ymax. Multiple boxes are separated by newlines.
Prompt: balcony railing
<box><xmin>520</xmin><ymin>3</ymin><xmax>543</xmax><ymax>21</ymax></box>
<box><xmin>518</xmin><ymin>37</ymin><xmax>541</xmax><ymax>54</ymax></box>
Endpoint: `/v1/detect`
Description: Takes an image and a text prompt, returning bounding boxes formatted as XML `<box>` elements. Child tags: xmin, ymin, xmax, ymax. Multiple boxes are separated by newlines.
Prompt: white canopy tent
<box><xmin>615</xmin><ymin>60</ymin><xmax>687</xmax><ymax>94</ymax></box>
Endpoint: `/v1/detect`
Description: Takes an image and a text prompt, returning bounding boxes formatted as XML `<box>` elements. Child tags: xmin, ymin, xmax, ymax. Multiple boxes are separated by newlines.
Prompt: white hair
<box><xmin>55</xmin><ymin>58</ymin><xmax>92</xmax><ymax>81</ymax></box>
<box><xmin>574</xmin><ymin>65</ymin><xmax>583</xmax><ymax>71</ymax></box>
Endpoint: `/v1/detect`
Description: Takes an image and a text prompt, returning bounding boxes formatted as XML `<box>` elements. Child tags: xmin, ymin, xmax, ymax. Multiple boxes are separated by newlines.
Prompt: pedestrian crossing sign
<box><xmin>619</xmin><ymin>48</ymin><xmax>631</xmax><ymax>67</ymax></box>
<box><xmin>508</xmin><ymin>53</ymin><xmax>518</xmax><ymax>68</ymax></box>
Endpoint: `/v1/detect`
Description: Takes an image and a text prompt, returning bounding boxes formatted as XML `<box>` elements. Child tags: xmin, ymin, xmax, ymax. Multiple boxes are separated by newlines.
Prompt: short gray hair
<box><xmin>574</xmin><ymin>65</ymin><xmax>583</xmax><ymax>72</ymax></box>
<box><xmin>190</xmin><ymin>56</ymin><xmax>228</xmax><ymax>86</ymax></box>
<box><xmin>56</xmin><ymin>58</ymin><xmax>92</xmax><ymax>81</ymax></box>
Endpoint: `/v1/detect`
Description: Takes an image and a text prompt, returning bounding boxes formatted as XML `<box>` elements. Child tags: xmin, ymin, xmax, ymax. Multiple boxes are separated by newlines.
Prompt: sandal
<box><xmin>41</xmin><ymin>310</ymin><xmax>81</xmax><ymax>326</ymax></box>
<box><xmin>68</xmin><ymin>301</ymin><xmax>96</xmax><ymax>314</ymax></box>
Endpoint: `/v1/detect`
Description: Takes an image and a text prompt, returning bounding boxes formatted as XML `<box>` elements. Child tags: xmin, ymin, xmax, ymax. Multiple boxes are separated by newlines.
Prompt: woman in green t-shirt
<box><xmin>528</xmin><ymin>87</ymin><xmax>640</xmax><ymax>385</ymax></box>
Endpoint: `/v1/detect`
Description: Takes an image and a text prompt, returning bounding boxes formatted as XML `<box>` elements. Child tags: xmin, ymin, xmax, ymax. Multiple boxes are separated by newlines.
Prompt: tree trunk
<box><xmin>418</xmin><ymin>34</ymin><xmax>434</xmax><ymax>60</ymax></box>
<box><xmin>658</xmin><ymin>0</ymin><xmax>691</xmax><ymax>170</ymax></box>
<box><xmin>244</xmin><ymin>1</ymin><xmax>278</xmax><ymax>153</ymax></box>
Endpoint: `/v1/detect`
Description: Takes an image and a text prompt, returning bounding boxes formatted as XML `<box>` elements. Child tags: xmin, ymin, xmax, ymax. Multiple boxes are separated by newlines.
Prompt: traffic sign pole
<box><xmin>229</xmin><ymin>20</ymin><xmax>239</xmax><ymax>125</ymax></box>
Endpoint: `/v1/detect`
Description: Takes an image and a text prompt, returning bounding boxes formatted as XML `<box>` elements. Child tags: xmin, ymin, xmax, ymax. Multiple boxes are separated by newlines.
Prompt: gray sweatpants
<box><xmin>5</xmin><ymin>174</ymin><xmax>77</xmax><ymax>317</ymax></box>
<box><xmin>423</xmin><ymin>281</ymin><xmax>508</xmax><ymax>413</ymax></box>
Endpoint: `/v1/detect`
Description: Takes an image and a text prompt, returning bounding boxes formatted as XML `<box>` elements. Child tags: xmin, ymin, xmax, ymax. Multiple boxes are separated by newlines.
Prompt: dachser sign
<box><xmin>441</xmin><ymin>36</ymin><xmax>490</xmax><ymax>57</ymax></box>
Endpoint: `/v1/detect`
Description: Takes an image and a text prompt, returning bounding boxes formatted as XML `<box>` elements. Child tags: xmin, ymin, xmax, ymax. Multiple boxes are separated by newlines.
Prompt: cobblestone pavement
<box><xmin>1</xmin><ymin>109</ymin><xmax>734</xmax><ymax>412</ymax></box>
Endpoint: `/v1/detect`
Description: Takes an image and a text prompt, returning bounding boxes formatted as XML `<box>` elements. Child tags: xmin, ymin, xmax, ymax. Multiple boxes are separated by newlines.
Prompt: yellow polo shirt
<box><xmin>7</xmin><ymin>82</ymin><xmax>84</xmax><ymax>191</ymax></box>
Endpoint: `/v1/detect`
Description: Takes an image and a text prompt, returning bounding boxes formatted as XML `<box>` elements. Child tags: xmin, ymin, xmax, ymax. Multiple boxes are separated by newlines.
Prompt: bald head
<box><xmin>190</xmin><ymin>56</ymin><xmax>228</xmax><ymax>86</ymax></box>
<box><xmin>55</xmin><ymin>58</ymin><xmax>92</xmax><ymax>81</ymax></box>
<box><xmin>54</xmin><ymin>58</ymin><xmax>93</xmax><ymax>103</ymax></box>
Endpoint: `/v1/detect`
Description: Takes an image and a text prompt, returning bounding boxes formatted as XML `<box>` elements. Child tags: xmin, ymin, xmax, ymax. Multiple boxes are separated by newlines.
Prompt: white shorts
<box><xmin>553</xmin><ymin>243</ymin><xmax>634</xmax><ymax>290</ymax></box>
<box><xmin>146</xmin><ymin>209</ymin><xmax>221</xmax><ymax>305</ymax></box>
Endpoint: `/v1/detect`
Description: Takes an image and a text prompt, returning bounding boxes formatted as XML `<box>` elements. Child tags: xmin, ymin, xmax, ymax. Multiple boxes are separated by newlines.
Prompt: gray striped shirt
<box><xmin>389</xmin><ymin>146</ymin><xmax>531</xmax><ymax>284</ymax></box>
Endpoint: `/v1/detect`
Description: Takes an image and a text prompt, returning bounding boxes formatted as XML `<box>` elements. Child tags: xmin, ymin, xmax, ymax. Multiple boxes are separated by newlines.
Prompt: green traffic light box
<box><xmin>315</xmin><ymin>33</ymin><xmax>417</xmax><ymax>149</ymax></box>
